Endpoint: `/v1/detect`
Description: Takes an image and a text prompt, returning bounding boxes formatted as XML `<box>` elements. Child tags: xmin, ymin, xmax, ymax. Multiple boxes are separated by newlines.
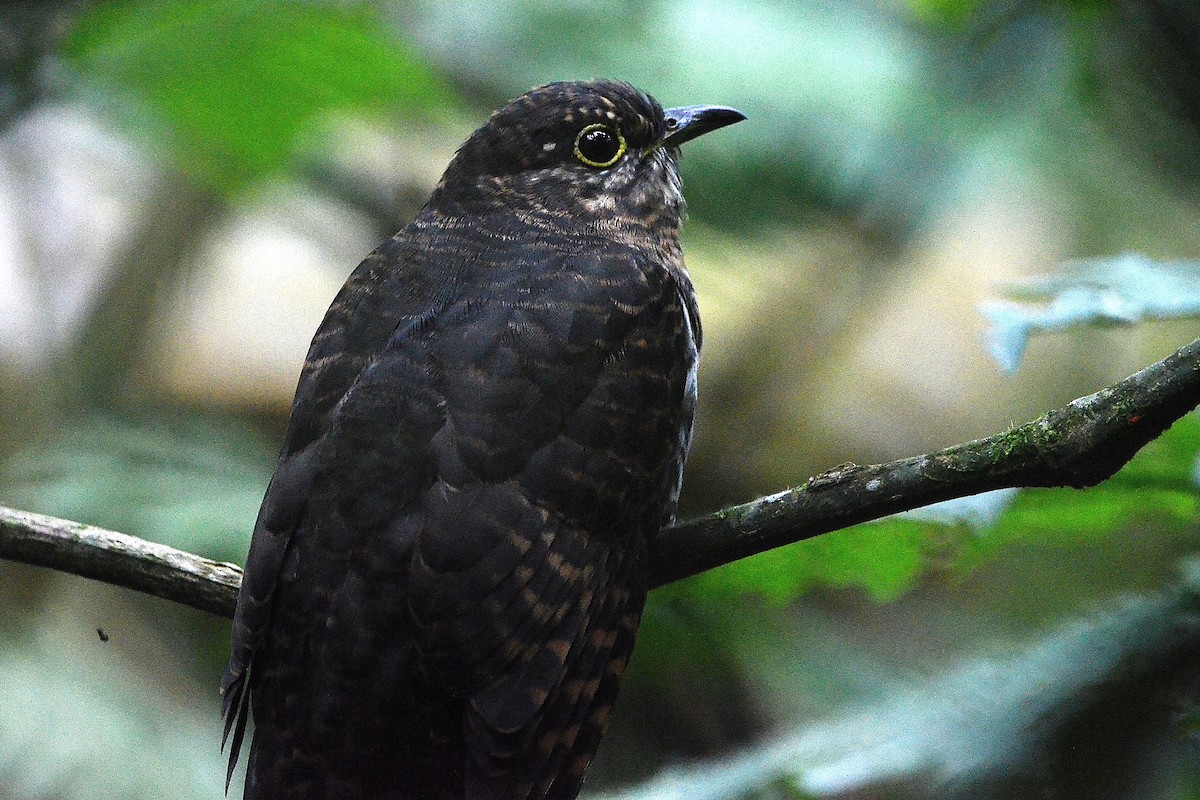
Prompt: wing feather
<box><xmin>220</xmin><ymin>236</ymin><xmax>449</xmax><ymax>786</ymax></box>
<box><xmin>225</xmin><ymin>231</ymin><xmax>693</xmax><ymax>800</ymax></box>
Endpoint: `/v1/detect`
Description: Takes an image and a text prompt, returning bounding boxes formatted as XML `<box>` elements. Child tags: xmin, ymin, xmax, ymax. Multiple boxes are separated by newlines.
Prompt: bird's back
<box><xmin>225</xmin><ymin>207</ymin><xmax>698</xmax><ymax>799</ymax></box>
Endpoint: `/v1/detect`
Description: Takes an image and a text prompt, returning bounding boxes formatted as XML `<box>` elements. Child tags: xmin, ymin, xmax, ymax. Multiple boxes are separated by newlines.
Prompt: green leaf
<box><xmin>904</xmin><ymin>0</ymin><xmax>979</xmax><ymax>26</ymax></box>
<box><xmin>680</xmin><ymin>518</ymin><xmax>931</xmax><ymax>605</ymax></box>
<box><xmin>64</xmin><ymin>0</ymin><xmax>456</xmax><ymax>191</ymax></box>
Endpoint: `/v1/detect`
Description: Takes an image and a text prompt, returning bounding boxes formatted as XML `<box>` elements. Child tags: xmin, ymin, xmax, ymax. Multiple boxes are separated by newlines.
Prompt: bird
<box><xmin>220</xmin><ymin>79</ymin><xmax>744</xmax><ymax>800</ymax></box>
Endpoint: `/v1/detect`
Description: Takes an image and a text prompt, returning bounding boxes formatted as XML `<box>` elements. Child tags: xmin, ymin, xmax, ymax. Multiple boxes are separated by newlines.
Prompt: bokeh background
<box><xmin>2</xmin><ymin>1</ymin><xmax>1200</xmax><ymax>798</ymax></box>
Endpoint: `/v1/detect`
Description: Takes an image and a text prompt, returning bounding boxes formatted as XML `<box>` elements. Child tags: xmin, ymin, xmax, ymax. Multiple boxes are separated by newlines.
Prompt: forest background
<box><xmin>2</xmin><ymin>1</ymin><xmax>1200</xmax><ymax>798</ymax></box>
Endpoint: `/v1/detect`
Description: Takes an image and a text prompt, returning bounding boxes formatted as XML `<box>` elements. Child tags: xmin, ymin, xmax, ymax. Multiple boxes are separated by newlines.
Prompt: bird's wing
<box><xmin>225</xmin><ymin>235</ymin><xmax>694</xmax><ymax>798</ymax></box>
<box><xmin>219</xmin><ymin>233</ymin><xmax>445</xmax><ymax>780</ymax></box>
<box><xmin>402</xmin><ymin>248</ymin><xmax>696</xmax><ymax>798</ymax></box>
<box><xmin>457</xmin><ymin>522</ymin><xmax>646</xmax><ymax>800</ymax></box>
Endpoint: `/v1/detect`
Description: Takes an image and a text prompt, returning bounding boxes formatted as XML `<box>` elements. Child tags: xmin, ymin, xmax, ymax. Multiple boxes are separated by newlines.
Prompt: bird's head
<box><xmin>430</xmin><ymin>80</ymin><xmax>744</xmax><ymax>231</ymax></box>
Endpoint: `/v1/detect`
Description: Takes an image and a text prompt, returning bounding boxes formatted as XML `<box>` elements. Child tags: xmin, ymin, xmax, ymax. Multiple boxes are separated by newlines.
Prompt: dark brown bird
<box><xmin>221</xmin><ymin>79</ymin><xmax>743</xmax><ymax>800</ymax></box>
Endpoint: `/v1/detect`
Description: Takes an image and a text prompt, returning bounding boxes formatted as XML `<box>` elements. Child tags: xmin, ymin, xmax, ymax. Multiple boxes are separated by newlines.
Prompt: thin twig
<box><xmin>2</xmin><ymin>337</ymin><xmax>1199</xmax><ymax>616</ymax></box>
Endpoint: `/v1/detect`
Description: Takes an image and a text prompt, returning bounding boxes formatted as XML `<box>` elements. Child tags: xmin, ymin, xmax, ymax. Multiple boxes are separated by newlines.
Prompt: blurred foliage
<box><xmin>407</xmin><ymin>0</ymin><xmax>951</xmax><ymax>238</ymax></box>
<box><xmin>0</xmin><ymin>1</ymin><xmax>85</xmax><ymax>125</ymax></box>
<box><xmin>909</xmin><ymin>0</ymin><xmax>1114</xmax><ymax>25</ymax></box>
<box><xmin>0</xmin><ymin>601</ymin><xmax>228</xmax><ymax>799</ymax></box>
<box><xmin>603</xmin><ymin>583</ymin><xmax>1200</xmax><ymax>799</ymax></box>
<box><xmin>0</xmin><ymin>412</ymin><xmax>275</xmax><ymax>560</ymax></box>
<box><xmin>686</xmin><ymin>519</ymin><xmax>932</xmax><ymax>605</ymax></box>
<box><xmin>63</xmin><ymin>0</ymin><xmax>457</xmax><ymax>191</ymax></box>
<box><xmin>906</xmin><ymin>0</ymin><xmax>980</xmax><ymax>27</ymax></box>
<box><xmin>3</xmin><ymin>0</ymin><xmax>1200</xmax><ymax>797</ymax></box>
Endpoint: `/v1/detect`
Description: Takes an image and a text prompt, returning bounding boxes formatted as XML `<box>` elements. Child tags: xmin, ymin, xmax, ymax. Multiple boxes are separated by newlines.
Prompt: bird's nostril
<box><xmin>665</xmin><ymin>117</ymin><xmax>679</xmax><ymax>129</ymax></box>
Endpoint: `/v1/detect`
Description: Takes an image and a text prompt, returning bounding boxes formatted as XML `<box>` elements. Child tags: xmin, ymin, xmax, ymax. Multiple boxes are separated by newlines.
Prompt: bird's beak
<box><xmin>658</xmin><ymin>105</ymin><xmax>746</xmax><ymax>148</ymax></box>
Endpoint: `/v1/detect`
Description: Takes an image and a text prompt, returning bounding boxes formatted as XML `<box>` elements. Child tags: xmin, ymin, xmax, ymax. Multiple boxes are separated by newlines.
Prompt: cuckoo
<box><xmin>221</xmin><ymin>79</ymin><xmax>744</xmax><ymax>800</ymax></box>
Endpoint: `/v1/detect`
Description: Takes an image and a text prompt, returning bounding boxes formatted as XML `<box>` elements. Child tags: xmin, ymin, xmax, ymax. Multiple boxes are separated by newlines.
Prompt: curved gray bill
<box><xmin>660</xmin><ymin>105</ymin><xmax>746</xmax><ymax>148</ymax></box>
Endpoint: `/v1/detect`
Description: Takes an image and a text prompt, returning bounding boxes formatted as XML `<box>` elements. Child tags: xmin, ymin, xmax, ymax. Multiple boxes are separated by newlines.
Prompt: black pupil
<box><xmin>579</xmin><ymin>128</ymin><xmax>619</xmax><ymax>163</ymax></box>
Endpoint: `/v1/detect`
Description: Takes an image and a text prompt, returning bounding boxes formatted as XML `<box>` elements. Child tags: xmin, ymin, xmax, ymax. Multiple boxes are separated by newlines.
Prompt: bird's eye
<box><xmin>573</xmin><ymin>124</ymin><xmax>626</xmax><ymax>168</ymax></box>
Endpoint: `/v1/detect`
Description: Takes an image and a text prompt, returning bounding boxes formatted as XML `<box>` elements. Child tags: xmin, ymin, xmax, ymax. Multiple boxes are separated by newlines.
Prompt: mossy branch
<box><xmin>2</xmin><ymin>337</ymin><xmax>1199</xmax><ymax>616</ymax></box>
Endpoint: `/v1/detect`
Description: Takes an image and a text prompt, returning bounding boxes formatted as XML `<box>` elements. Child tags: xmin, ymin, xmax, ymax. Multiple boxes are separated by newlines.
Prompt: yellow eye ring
<box><xmin>573</xmin><ymin>123</ymin><xmax>626</xmax><ymax>168</ymax></box>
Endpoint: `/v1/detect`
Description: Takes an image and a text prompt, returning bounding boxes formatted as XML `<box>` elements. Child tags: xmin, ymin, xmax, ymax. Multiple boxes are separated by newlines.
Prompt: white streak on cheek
<box><xmin>542</xmin><ymin>142</ymin><xmax>556</xmax><ymax>152</ymax></box>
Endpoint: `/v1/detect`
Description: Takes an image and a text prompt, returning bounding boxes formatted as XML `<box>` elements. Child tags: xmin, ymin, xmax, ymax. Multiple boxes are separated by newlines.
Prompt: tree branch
<box><xmin>2</xmin><ymin>337</ymin><xmax>1199</xmax><ymax>617</ymax></box>
<box><xmin>0</xmin><ymin>505</ymin><xmax>242</xmax><ymax>617</ymax></box>
<box><xmin>651</xmin><ymin>336</ymin><xmax>1200</xmax><ymax>586</ymax></box>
